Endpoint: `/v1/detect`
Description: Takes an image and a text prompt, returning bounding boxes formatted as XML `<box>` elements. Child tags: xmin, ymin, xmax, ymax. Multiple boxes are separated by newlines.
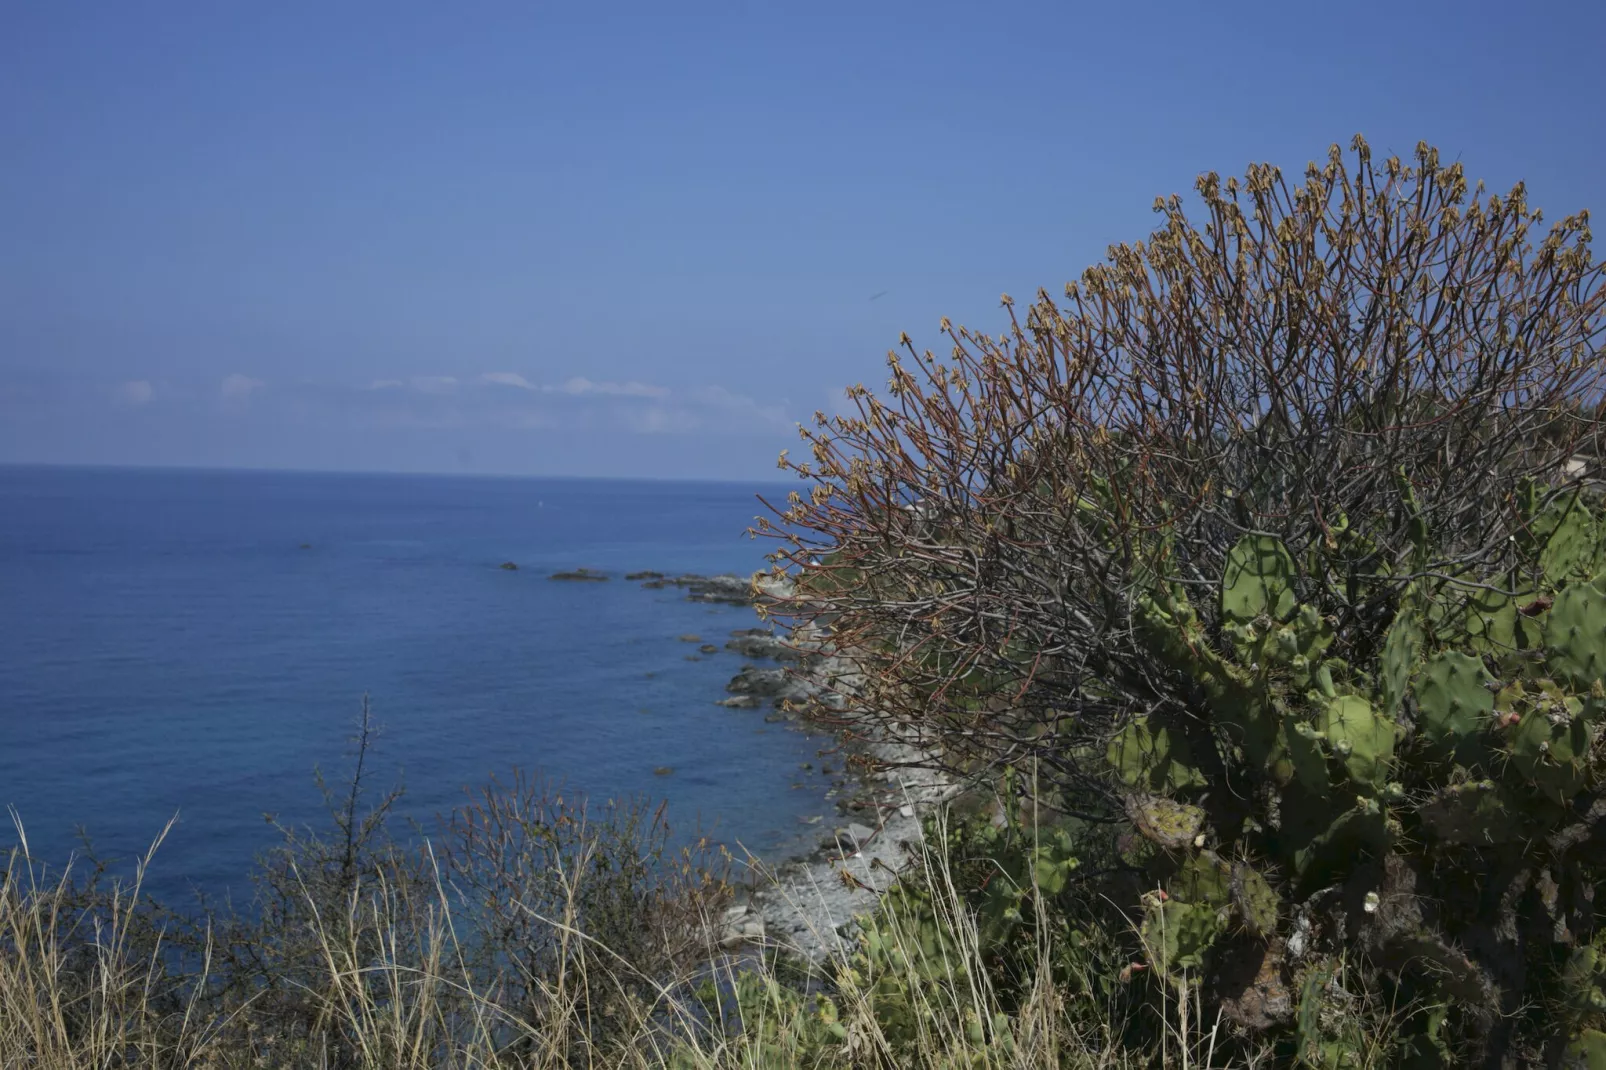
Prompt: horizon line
<box><xmin>0</xmin><ymin>459</ymin><xmax>801</xmax><ymax>489</ymax></box>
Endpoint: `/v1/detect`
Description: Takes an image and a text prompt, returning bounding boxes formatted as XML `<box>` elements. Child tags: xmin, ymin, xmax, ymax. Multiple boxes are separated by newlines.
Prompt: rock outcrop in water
<box><xmin>724</xmin><ymin>631</ymin><xmax>799</xmax><ymax>661</ymax></box>
<box><xmin>549</xmin><ymin>568</ymin><xmax>608</xmax><ymax>581</ymax></box>
<box><xmin>629</xmin><ymin>571</ymin><xmax>797</xmax><ymax>607</ymax></box>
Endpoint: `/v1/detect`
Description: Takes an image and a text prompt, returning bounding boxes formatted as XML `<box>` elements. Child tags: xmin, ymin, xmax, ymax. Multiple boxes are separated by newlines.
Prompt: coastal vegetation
<box><xmin>7</xmin><ymin>137</ymin><xmax>1606</xmax><ymax>1066</ymax></box>
<box><xmin>755</xmin><ymin>136</ymin><xmax>1606</xmax><ymax>1065</ymax></box>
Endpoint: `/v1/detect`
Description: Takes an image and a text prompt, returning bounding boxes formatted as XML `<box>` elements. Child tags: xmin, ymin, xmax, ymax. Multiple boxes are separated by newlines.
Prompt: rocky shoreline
<box><xmin>727</xmin><ymin>614</ymin><xmax>957</xmax><ymax>964</ymax></box>
<box><xmin>539</xmin><ymin>563</ymin><xmax>955</xmax><ymax>963</ymax></box>
<box><xmin>526</xmin><ymin>561</ymin><xmax>955</xmax><ymax>962</ymax></box>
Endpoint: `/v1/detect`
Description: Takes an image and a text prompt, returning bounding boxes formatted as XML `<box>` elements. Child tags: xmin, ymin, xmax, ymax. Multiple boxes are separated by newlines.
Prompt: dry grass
<box><xmin>1</xmin><ymin>792</ymin><xmax>1369</xmax><ymax>1070</ymax></box>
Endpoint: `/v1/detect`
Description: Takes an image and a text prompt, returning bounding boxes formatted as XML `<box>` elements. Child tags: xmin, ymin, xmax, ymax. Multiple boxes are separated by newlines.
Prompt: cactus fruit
<box><xmin>1222</xmin><ymin>534</ymin><xmax>1298</xmax><ymax>624</ymax></box>
<box><xmin>1107</xmin><ymin>717</ymin><xmax>1206</xmax><ymax>792</ymax></box>
<box><xmin>1419</xmin><ymin>780</ymin><xmax>1523</xmax><ymax>844</ymax></box>
<box><xmin>1231</xmin><ymin>861</ymin><xmax>1279</xmax><ymax>939</ymax></box>
<box><xmin>1413</xmin><ymin>651</ymin><xmax>1494</xmax><ymax>761</ymax></box>
<box><xmin>1548</xmin><ymin>582</ymin><xmax>1606</xmax><ymax>687</ymax></box>
<box><xmin>1317</xmin><ymin>695</ymin><xmax>1396</xmax><ymax>790</ymax></box>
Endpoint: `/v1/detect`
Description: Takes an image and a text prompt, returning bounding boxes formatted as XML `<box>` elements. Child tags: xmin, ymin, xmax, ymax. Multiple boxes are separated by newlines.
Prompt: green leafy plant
<box><xmin>1100</xmin><ymin>490</ymin><xmax>1606</xmax><ymax>1063</ymax></box>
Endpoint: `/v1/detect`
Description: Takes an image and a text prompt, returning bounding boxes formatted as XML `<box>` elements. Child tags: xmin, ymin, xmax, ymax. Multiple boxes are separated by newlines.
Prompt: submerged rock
<box><xmin>625</xmin><ymin>570</ymin><xmax>664</xmax><ymax>581</ymax></box>
<box><xmin>699</xmin><ymin>644</ymin><xmax>719</xmax><ymax>654</ymax></box>
<box><xmin>549</xmin><ymin>568</ymin><xmax>608</xmax><ymax>582</ymax></box>
<box><xmin>499</xmin><ymin>561</ymin><xmax>519</xmax><ymax>570</ymax></box>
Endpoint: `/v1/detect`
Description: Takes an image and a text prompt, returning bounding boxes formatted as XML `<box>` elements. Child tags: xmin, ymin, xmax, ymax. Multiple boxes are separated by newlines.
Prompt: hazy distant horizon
<box><xmin>0</xmin><ymin>458</ymin><xmax>801</xmax><ymax>488</ymax></box>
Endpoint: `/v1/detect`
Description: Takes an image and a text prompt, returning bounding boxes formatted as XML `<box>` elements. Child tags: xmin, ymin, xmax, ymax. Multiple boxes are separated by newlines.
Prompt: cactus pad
<box><xmin>1532</xmin><ymin>492</ymin><xmax>1602</xmax><ymax>586</ymax></box>
<box><xmin>1560</xmin><ymin>945</ymin><xmax>1606</xmax><ymax>1021</ymax></box>
<box><xmin>1548</xmin><ymin>582</ymin><xmax>1606</xmax><ymax>687</ymax></box>
<box><xmin>1231</xmin><ymin>861</ymin><xmax>1279</xmax><ymax>939</ymax></box>
<box><xmin>1413</xmin><ymin>651</ymin><xmax>1494</xmax><ymax>760</ymax></box>
<box><xmin>1463</xmin><ymin>585</ymin><xmax>1522</xmax><ymax>653</ymax></box>
<box><xmin>1510</xmin><ymin>706</ymin><xmax>1592</xmax><ymax>804</ymax></box>
<box><xmin>1318</xmin><ymin>695</ymin><xmax>1396</xmax><ymax>789</ymax></box>
<box><xmin>1124</xmin><ymin>793</ymin><xmax>1206</xmax><ymax>851</ymax></box>
<box><xmin>1380</xmin><ymin>596</ymin><xmax>1424</xmax><ymax>715</ymax></box>
<box><xmin>1106</xmin><ymin>717</ymin><xmax>1206</xmax><ymax>792</ymax></box>
<box><xmin>1293</xmin><ymin>805</ymin><xmax>1391</xmax><ymax>888</ymax></box>
<box><xmin>1272</xmin><ymin>715</ymin><xmax>1332</xmax><ymax>797</ymax></box>
<box><xmin>1174</xmin><ymin>851</ymin><xmax>1232</xmax><ymax>907</ymax></box>
<box><xmin>1419</xmin><ymin>780</ymin><xmax>1523</xmax><ymax>844</ymax></box>
<box><xmin>1564</xmin><ymin>1030</ymin><xmax>1606</xmax><ymax>1069</ymax></box>
<box><xmin>1140</xmin><ymin>897</ymin><xmax>1224</xmax><ymax>975</ymax></box>
<box><xmin>1222</xmin><ymin>534</ymin><xmax>1297</xmax><ymax>624</ymax></box>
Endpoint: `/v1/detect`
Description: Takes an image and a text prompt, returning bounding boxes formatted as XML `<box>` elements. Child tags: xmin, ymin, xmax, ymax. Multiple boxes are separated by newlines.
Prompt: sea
<box><xmin>0</xmin><ymin>465</ymin><xmax>838</xmax><ymax>907</ymax></box>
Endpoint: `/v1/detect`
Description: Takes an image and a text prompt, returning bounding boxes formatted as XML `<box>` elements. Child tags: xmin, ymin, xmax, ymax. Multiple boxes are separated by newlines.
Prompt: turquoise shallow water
<box><xmin>0</xmin><ymin>465</ymin><xmax>833</xmax><ymax>905</ymax></box>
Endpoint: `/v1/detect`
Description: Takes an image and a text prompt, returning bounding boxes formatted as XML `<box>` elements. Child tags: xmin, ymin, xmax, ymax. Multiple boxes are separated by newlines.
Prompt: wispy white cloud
<box><xmin>688</xmin><ymin>384</ymin><xmax>793</xmax><ymax>428</ymax></box>
<box><xmin>479</xmin><ymin>371</ymin><xmax>536</xmax><ymax>389</ymax></box>
<box><xmin>116</xmin><ymin>380</ymin><xmax>153</xmax><ymax>407</ymax></box>
<box><xmin>216</xmin><ymin>371</ymin><xmax>793</xmax><ymax>438</ymax></box>
<box><xmin>220</xmin><ymin>374</ymin><xmax>265</xmax><ymax>400</ymax></box>
<box><xmin>626</xmin><ymin>405</ymin><xmax>702</xmax><ymax>434</ymax></box>
<box><xmin>410</xmin><ymin>376</ymin><xmax>459</xmax><ymax>395</ymax></box>
<box><xmin>549</xmin><ymin>377</ymin><xmax>669</xmax><ymax>399</ymax></box>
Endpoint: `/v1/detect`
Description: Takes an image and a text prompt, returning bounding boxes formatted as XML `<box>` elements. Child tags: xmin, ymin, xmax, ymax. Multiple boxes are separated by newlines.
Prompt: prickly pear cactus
<box><xmin>1222</xmin><ymin>534</ymin><xmax>1298</xmax><ymax>624</ymax></box>
<box><xmin>1106</xmin><ymin>716</ymin><xmax>1205</xmax><ymax>792</ymax></box>
<box><xmin>1549</xmin><ymin>581</ymin><xmax>1606</xmax><ymax>686</ymax></box>
<box><xmin>1231</xmin><ymin>861</ymin><xmax>1279</xmax><ymax>939</ymax></box>
<box><xmin>1533</xmin><ymin>491</ymin><xmax>1602</xmax><ymax>586</ymax></box>
<box><xmin>1413</xmin><ymin>651</ymin><xmax>1494</xmax><ymax>761</ymax></box>
<box><xmin>1566</xmin><ymin>1031</ymin><xmax>1606</xmax><ymax>1070</ymax></box>
<box><xmin>1317</xmin><ymin>695</ymin><xmax>1395</xmax><ymax>791</ymax></box>
<box><xmin>1141</xmin><ymin>895</ymin><xmax>1224</xmax><ymax>976</ymax></box>
<box><xmin>1094</xmin><ymin>487</ymin><xmax>1606</xmax><ymax>1061</ymax></box>
<box><xmin>1509</xmin><ymin>701</ymin><xmax>1593</xmax><ymax>804</ymax></box>
<box><xmin>1294</xmin><ymin>962</ymin><xmax>1367</xmax><ymax>1068</ymax></box>
<box><xmin>1419</xmin><ymin>780</ymin><xmax>1523</xmax><ymax>844</ymax></box>
<box><xmin>1379</xmin><ymin>593</ymin><xmax>1424</xmax><ymax>714</ymax></box>
<box><xmin>1124</xmin><ymin>793</ymin><xmax>1205</xmax><ymax>851</ymax></box>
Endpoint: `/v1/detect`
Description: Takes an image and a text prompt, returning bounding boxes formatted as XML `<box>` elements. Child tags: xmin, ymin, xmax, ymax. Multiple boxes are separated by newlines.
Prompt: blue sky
<box><xmin>3</xmin><ymin>2</ymin><xmax>1602</xmax><ymax>480</ymax></box>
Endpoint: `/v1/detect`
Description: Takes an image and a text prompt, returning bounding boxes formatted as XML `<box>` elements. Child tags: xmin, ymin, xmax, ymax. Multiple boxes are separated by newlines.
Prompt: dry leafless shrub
<box><xmin>757</xmin><ymin>136</ymin><xmax>1605</xmax><ymax>815</ymax></box>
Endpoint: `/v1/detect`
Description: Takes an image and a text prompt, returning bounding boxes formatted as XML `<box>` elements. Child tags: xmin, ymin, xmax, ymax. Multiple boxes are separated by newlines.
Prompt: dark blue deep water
<box><xmin>0</xmin><ymin>466</ymin><xmax>833</xmax><ymax>905</ymax></box>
